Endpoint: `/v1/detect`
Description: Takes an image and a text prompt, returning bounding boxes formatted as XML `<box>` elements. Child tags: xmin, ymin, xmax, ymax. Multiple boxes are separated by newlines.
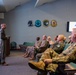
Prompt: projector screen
<box><xmin>67</xmin><ymin>21</ymin><xmax>76</xmax><ymax>32</ymax></box>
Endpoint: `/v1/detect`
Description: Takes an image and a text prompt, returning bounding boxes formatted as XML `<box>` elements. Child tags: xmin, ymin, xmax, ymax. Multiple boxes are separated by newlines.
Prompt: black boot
<box><xmin>37</xmin><ymin>71</ymin><xmax>47</xmax><ymax>75</ymax></box>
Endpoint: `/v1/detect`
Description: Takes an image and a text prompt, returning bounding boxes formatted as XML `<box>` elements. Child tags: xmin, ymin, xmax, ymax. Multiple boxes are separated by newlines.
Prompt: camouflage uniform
<box><xmin>39</xmin><ymin>43</ymin><xmax>76</xmax><ymax>72</ymax></box>
<box><xmin>36</xmin><ymin>41</ymin><xmax>65</xmax><ymax>61</ymax></box>
<box><xmin>51</xmin><ymin>41</ymin><xmax>65</xmax><ymax>54</ymax></box>
<box><xmin>0</xmin><ymin>29</ymin><xmax>6</xmax><ymax>64</ymax></box>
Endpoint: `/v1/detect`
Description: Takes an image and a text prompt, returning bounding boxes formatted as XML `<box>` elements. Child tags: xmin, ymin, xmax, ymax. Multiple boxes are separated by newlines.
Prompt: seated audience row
<box><xmin>23</xmin><ymin>34</ymin><xmax>67</xmax><ymax>61</ymax></box>
<box><xmin>36</xmin><ymin>34</ymin><xmax>65</xmax><ymax>61</ymax></box>
<box><xmin>28</xmin><ymin>28</ymin><xmax>76</xmax><ymax>75</ymax></box>
<box><xmin>23</xmin><ymin>35</ymin><xmax>49</xmax><ymax>60</ymax></box>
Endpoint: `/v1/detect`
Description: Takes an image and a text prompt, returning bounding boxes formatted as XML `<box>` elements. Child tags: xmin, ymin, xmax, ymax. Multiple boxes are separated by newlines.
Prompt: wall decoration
<box><xmin>43</xmin><ymin>19</ymin><xmax>49</xmax><ymax>27</ymax></box>
<box><xmin>35</xmin><ymin>20</ymin><xmax>41</xmax><ymax>27</ymax></box>
<box><xmin>51</xmin><ymin>20</ymin><xmax>57</xmax><ymax>27</ymax></box>
<box><xmin>28</xmin><ymin>20</ymin><xmax>33</xmax><ymax>27</ymax></box>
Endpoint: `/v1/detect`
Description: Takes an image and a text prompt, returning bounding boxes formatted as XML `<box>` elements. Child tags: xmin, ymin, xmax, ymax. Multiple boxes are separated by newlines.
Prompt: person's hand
<box><xmin>44</xmin><ymin>59</ymin><xmax>52</xmax><ymax>64</ymax></box>
<box><xmin>59</xmin><ymin>54</ymin><xmax>62</xmax><ymax>56</ymax></box>
<box><xmin>36</xmin><ymin>46</ymin><xmax>39</xmax><ymax>49</ymax></box>
<box><xmin>59</xmin><ymin>54</ymin><xmax>64</xmax><ymax>56</ymax></box>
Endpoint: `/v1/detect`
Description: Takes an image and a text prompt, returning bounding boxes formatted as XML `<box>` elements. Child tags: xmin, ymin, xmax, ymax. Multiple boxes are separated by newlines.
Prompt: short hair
<box><xmin>36</xmin><ymin>37</ymin><xmax>40</xmax><ymax>41</ymax></box>
<box><xmin>47</xmin><ymin>36</ymin><xmax>51</xmax><ymax>39</ymax></box>
<box><xmin>1</xmin><ymin>23</ymin><xmax>6</xmax><ymax>26</ymax></box>
<box><xmin>58</xmin><ymin>34</ymin><xmax>65</xmax><ymax>40</ymax></box>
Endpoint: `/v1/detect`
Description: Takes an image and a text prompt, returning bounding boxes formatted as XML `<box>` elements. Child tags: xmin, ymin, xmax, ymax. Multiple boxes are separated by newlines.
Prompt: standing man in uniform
<box><xmin>0</xmin><ymin>23</ymin><xmax>8</xmax><ymax>66</ymax></box>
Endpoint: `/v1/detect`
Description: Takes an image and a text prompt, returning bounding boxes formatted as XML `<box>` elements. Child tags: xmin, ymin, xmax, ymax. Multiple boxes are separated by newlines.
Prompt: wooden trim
<box><xmin>65</xmin><ymin>64</ymin><xmax>76</xmax><ymax>75</ymax></box>
<box><xmin>65</xmin><ymin>64</ymin><xmax>75</xmax><ymax>69</ymax></box>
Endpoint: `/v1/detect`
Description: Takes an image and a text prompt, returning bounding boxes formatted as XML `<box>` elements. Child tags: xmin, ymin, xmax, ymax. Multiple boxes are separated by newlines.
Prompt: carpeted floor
<box><xmin>9</xmin><ymin>50</ymin><xmax>24</xmax><ymax>56</ymax></box>
<box><xmin>0</xmin><ymin>51</ymin><xmax>37</xmax><ymax>75</ymax></box>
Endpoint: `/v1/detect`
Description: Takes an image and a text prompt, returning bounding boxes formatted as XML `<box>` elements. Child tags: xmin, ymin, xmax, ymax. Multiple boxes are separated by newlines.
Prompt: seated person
<box><xmin>23</xmin><ymin>37</ymin><xmax>41</xmax><ymax>60</ymax></box>
<box><xmin>47</xmin><ymin>36</ymin><xmax>54</xmax><ymax>48</ymax></box>
<box><xmin>35</xmin><ymin>36</ymin><xmax>54</xmax><ymax>61</ymax></box>
<box><xmin>68</xmin><ymin>28</ymin><xmax>76</xmax><ymax>44</ymax></box>
<box><xmin>51</xmin><ymin>34</ymin><xmax>65</xmax><ymax>54</ymax></box>
<box><xmin>70</xmin><ymin>28</ymin><xmax>76</xmax><ymax>43</ymax></box>
<box><xmin>28</xmin><ymin>30</ymin><xmax>76</xmax><ymax>75</ymax></box>
<box><xmin>36</xmin><ymin>34</ymin><xmax>65</xmax><ymax>61</ymax></box>
<box><xmin>34</xmin><ymin>35</ymin><xmax>49</xmax><ymax>57</ymax></box>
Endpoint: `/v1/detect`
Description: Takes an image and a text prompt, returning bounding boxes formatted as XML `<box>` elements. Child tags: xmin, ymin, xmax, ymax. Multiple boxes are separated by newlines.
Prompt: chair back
<box><xmin>10</xmin><ymin>41</ymin><xmax>17</xmax><ymax>49</ymax></box>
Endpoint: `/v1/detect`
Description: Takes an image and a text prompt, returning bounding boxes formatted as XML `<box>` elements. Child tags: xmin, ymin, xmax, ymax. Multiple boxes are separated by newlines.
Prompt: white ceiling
<box><xmin>0</xmin><ymin>0</ymin><xmax>57</xmax><ymax>12</ymax></box>
<box><xmin>35</xmin><ymin>0</ymin><xmax>56</xmax><ymax>7</ymax></box>
<box><xmin>0</xmin><ymin>0</ymin><xmax>3</xmax><ymax>5</ymax></box>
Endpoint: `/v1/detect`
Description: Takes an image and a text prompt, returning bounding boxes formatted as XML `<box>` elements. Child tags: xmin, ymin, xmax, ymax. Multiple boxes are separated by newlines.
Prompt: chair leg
<box><xmin>49</xmin><ymin>72</ymin><xmax>66</xmax><ymax>75</ymax></box>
